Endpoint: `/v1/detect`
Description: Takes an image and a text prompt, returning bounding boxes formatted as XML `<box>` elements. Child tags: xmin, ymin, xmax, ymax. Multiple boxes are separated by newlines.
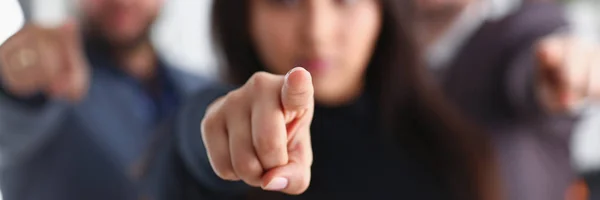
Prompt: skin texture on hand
<box><xmin>0</xmin><ymin>21</ymin><xmax>90</xmax><ymax>102</ymax></box>
<box><xmin>201</xmin><ymin>67</ymin><xmax>314</xmax><ymax>195</ymax></box>
<box><xmin>536</xmin><ymin>35</ymin><xmax>600</xmax><ymax>114</ymax></box>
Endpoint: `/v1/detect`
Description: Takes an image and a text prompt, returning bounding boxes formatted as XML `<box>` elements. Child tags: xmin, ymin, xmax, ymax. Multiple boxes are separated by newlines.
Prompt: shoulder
<box><xmin>468</xmin><ymin>1</ymin><xmax>567</xmax><ymax>68</ymax></box>
<box><xmin>497</xmin><ymin>1</ymin><xmax>567</xmax><ymax>45</ymax></box>
<box><xmin>461</xmin><ymin>1</ymin><xmax>567</xmax><ymax>57</ymax></box>
<box><xmin>178</xmin><ymin>82</ymin><xmax>235</xmax><ymax>117</ymax></box>
<box><xmin>163</xmin><ymin>66</ymin><xmax>217</xmax><ymax>97</ymax></box>
<box><xmin>174</xmin><ymin>81</ymin><xmax>236</xmax><ymax>134</ymax></box>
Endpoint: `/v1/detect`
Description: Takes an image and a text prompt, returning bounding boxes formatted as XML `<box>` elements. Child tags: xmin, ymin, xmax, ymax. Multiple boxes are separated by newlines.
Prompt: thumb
<box><xmin>281</xmin><ymin>67</ymin><xmax>314</xmax><ymax>122</ymax></box>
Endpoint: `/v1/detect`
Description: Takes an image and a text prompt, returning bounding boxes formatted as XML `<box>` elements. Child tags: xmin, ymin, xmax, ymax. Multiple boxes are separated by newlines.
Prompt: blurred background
<box><xmin>0</xmin><ymin>0</ymin><xmax>599</xmax><ymax>199</ymax></box>
<box><xmin>18</xmin><ymin>0</ymin><xmax>218</xmax><ymax>76</ymax></box>
<box><xmin>564</xmin><ymin>0</ymin><xmax>600</xmax><ymax>174</ymax></box>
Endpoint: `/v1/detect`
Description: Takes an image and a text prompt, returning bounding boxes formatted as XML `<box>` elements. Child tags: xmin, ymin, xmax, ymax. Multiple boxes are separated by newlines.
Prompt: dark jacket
<box><xmin>0</xmin><ymin>45</ymin><xmax>208</xmax><ymax>200</ymax></box>
<box><xmin>440</xmin><ymin>2</ymin><xmax>576</xmax><ymax>200</ymax></box>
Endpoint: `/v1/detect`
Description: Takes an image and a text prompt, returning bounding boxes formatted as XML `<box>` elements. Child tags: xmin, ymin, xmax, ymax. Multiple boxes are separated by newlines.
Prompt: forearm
<box><xmin>173</xmin><ymin>84</ymin><xmax>250</xmax><ymax>195</ymax></box>
<box><xmin>0</xmin><ymin>89</ymin><xmax>67</xmax><ymax>168</ymax></box>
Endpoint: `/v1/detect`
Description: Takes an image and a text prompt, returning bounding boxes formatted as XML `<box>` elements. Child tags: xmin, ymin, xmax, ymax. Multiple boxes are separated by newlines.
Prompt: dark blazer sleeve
<box><xmin>505</xmin><ymin>44</ymin><xmax>545</xmax><ymax>117</ymax></box>
<box><xmin>172</xmin><ymin>82</ymin><xmax>251</xmax><ymax>197</ymax></box>
<box><xmin>503</xmin><ymin>2</ymin><xmax>568</xmax><ymax>119</ymax></box>
<box><xmin>0</xmin><ymin>72</ymin><xmax>70</xmax><ymax>168</ymax></box>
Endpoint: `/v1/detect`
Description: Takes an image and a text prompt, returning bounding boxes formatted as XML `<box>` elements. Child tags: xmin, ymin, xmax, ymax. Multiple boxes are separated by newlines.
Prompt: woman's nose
<box><xmin>300</xmin><ymin>1</ymin><xmax>336</xmax><ymax>48</ymax></box>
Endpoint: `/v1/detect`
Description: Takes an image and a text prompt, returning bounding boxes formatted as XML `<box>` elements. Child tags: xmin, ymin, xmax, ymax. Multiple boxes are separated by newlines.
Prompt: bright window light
<box><xmin>0</xmin><ymin>0</ymin><xmax>25</xmax><ymax>46</ymax></box>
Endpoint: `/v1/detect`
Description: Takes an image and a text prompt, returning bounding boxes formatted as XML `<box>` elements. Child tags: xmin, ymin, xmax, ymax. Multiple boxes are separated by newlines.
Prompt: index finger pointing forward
<box><xmin>281</xmin><ymin>67</ymin><xmax>314</xmax><ymax>122</ymax></box>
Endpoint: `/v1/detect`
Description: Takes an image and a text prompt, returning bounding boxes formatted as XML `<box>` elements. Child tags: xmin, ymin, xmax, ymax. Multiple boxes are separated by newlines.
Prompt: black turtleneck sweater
<box><xmin>166</xmin><ymin>83</ymin><xmax>451</xmax><ymax>200</ymax></box>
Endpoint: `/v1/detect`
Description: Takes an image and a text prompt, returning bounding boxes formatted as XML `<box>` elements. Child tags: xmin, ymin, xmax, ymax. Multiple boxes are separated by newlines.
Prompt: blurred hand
<box><xmin>0</xmin><ymin>21</ymin><xmax>89</xmax><ymax>102</ymax></box>
<box><xmin>536</xmin><ymin>35</ymin><xmax>600</xmax><ymax>113</ymax></box>
<box><xmin>201</xmin><ymin>67</ymin><xmax>314</xmax><ymax>195</ymax></box>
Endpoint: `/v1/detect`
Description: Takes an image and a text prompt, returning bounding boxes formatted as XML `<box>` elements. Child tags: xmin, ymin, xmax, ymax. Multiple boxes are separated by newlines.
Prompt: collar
<box><xmin>83</xmin><ymin>40</ymin><xmax>200</xmax><ymax>98</ymax></box>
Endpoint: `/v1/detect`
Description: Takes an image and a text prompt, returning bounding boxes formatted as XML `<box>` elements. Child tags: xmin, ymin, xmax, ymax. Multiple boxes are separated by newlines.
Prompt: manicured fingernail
<box><xmin>285</xmin><ymin>67</ymin><xmax>302</xmax><ymax>81</ymax></box>
<box><xmin>263</xmin><ymin>177</ymin><xmax>288</xmax><ymax>191</ymax></box>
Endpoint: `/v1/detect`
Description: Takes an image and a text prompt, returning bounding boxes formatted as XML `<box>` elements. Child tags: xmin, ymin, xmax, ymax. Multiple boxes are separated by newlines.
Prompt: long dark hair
<box><xmin>211</xmin><ymin>1</ymin><xmax>499</xmax><ymax>200</ymax></box>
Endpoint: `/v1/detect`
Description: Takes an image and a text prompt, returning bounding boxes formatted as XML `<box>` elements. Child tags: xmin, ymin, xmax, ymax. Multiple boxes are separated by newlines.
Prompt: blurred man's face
<box><xmin>416</xmin><ymin>0</ymin><xmax>470</xmax><ymax>17</ymax></box>
<box><xmin>79</xmin><ymin>0</ymin><xmax>163</xmax><ymax>48</ymax></box>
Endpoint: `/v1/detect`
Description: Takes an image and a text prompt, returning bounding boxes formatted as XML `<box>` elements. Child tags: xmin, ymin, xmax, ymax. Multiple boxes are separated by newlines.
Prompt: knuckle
<box><xmin>212</xmin><ymin>165</ymin><xmax>236</xmax><ymax>180</ymax></box>
<box><xmin>254</xmin><ymin>137</ymin><xmax>285</xmax><ymax>159</ymax></box>
<box><xmin>233</xmin><ymin>157</ymin><xmax>263</xmax><ymax>180</ymax></box>
<box><xmin>223</xmin><ymin>90</ymin><xmax>244</xmax><ymax>107</ymax></box>
<box><xmin>201</xmin><ymin>114</ymin><xmax>220</xmax><ymax>137</ymax></box>
<box><xmin>249</xmin><ymin>72</ymin><xmax>274</xmax><ymax>91</ymax></box>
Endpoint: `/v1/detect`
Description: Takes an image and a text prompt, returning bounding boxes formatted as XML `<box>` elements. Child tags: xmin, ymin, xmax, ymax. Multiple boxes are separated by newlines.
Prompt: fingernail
<box><xmin>285</xmin><ymin>67</ymin><xmax>302</xmax><ymax>81</ymax></box>
<box><xmin>263</xmin><ymin>177</ymin><xmax>288</xmax><ymax>191</ymax></box>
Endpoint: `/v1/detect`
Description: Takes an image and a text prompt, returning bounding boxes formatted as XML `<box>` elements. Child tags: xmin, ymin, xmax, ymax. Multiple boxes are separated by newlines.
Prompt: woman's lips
<box><xmin>297</xmin><ymin>59</ymin><xmax>331</xmax><ymax>73</ymax></box>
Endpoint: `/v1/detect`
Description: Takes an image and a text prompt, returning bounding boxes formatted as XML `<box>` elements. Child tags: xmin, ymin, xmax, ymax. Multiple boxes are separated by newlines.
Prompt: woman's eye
<box><xmin>269</xmin><ymin>0</ymin><xmax>300</xmax><ymax>7</ymax></box>
<box><xmin>335</xmin><ymin>0</ymin><xmax>360</xmax><ymax>6</ymax></box>
<box><xmin>267</xmin><ymin>0</ymin><xmax>360</xmax><ymax>7</ymax></box>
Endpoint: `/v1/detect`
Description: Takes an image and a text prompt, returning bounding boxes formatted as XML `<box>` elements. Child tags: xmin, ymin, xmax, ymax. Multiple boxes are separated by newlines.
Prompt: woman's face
<box><xmin>250</xmin><ymin>0</ymin><xmax>382</xmax><ymax>105</ymax></box>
